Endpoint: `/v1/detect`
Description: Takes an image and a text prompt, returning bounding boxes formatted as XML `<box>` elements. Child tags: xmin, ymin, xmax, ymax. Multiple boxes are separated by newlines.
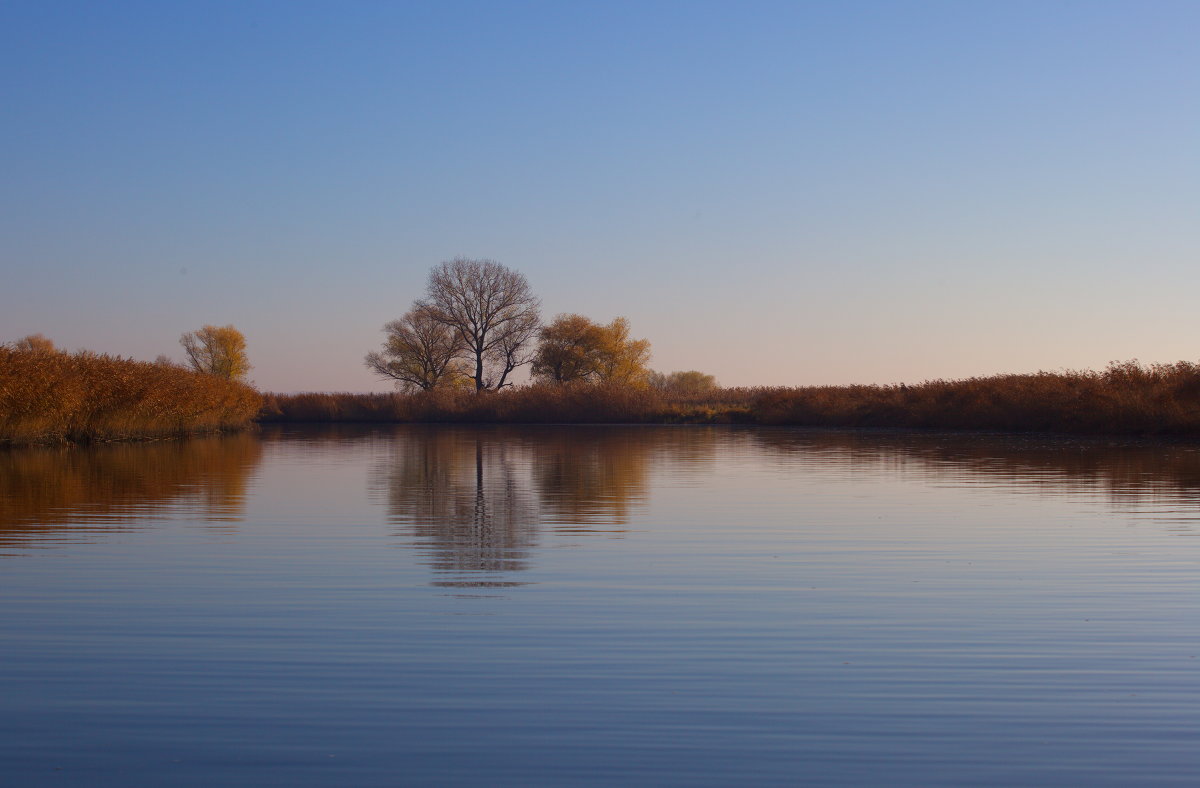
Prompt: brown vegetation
<box><xmin>747</xmin><ymin>361</ymin><xmax>1200</xmax><ymax>435</ymax></box>
<box><xmin>13</xmin><ymin>334</ymin><xmax>57</xmax><ymax>354</ymax></box>
<box><xmin>260</xmin><ymin>382</ymin><xmax>714</xmax><ymax>424</ymax></box>
<box><xmin>262</xmin><ymin>361</ymin><xmax>1200</xmax><ymax>437</ymax></box>
<box><xmin>0</xmin><ymin>347</ymin><xmax>262</xmax><ymax>445</ymax></box>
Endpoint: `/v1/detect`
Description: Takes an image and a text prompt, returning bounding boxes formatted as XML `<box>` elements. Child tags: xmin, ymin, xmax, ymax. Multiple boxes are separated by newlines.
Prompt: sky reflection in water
<box><xmin>2</xmin><ymin>426</ymin><xmax>1199</xmax><ymax>786</ymax></box>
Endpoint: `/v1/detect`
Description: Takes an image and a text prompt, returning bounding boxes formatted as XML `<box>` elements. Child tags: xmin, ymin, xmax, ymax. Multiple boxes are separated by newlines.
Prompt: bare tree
<box><xmin>487</xmin><ymin>307</ymin><xmax>541</xmax><ymax>389</ymax></box>
<box><xmin>423</xmin><ymin>258</ymin><xmax>541</xmax><ymax>391</ymax></box>
<box><xmin>365</xmin><ymin>306</ymin><xmax>469</xmax><ymax>391</ymax></box>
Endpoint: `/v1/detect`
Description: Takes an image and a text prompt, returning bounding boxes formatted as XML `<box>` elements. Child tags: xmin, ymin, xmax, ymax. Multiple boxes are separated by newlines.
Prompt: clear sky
<box><xmin>2</xmin><ymin>0</ymin><xmax>1197</xmax><ymax>392</ymax></box>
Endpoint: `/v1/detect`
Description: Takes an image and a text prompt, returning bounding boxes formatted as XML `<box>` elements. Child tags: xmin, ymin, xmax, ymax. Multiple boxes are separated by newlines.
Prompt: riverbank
<box><xmin>259</xmin><ymin>361</ymin><xmax>1200</xmax><ymax>437</ymax></box>
<box><xmin>7</xmin><ymin>355</ymin><xmax>1195</xmax><ymax>444</ymax></box>
<box><xmin>0</xmin><ymin>347</ymin><xmax>262</xmax><ymax>445</ymax></box>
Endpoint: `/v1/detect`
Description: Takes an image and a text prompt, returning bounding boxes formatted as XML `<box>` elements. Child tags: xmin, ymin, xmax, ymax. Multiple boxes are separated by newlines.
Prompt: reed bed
<box><xmin>0</xmin><ymin>348</ymin><xmax>262</xmax><ymax>445</ymax></box>
<box><xmin>748</xmin><ymin>361</ymin><xmax>1200</xmax><ymax>435</ymax></box>
<box><xmin>259</xmin><ymin>382</ymin><xmax>735</xmax><ymax>425</ymax></box>
<box><xmin>261</xmin><ymin>361</ymin><xmax>1200</xmax><ymax>437</ymax></box>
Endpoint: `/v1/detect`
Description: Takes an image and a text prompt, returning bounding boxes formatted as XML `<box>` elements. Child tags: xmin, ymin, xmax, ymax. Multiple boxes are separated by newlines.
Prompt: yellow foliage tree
<box><xmin>180</xmin><ymin>325</ymin><xmax>251</xmax><ymax>381</ymax></box>
<box><xmin>530</xmin><ymin>313</ymin><xmax>605</xmax><ymax>384</ymax></box>
<box><xmin>365</xmin><ymin>306</ymin><xmax>472</xmax><ymax>391</ymax></box>
<box><xmin>592</xmin><ymin>317</ymin><xmax>651</xmax><ymax>384</ymax></box>
<box><xmin>532</xmin><ymin>314</ymin><xmax>651</xmax><ymax>384</ymax></box>
<box><xmin>13</xmin><ymin>334</ymin><xmax>57</xmax><ymax>353</ymax></box>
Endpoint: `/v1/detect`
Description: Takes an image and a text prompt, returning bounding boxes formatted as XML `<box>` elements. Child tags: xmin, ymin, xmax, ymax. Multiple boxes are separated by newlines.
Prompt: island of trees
<box><xmin>4</xmin><ymin>257</ymin><xmax>1200</xmax><ymax>444</ymax></box>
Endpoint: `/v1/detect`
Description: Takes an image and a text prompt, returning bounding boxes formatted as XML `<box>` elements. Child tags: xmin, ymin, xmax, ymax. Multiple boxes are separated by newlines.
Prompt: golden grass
<box><xmin>0</xmin><ymin>348</ymin><xmax>262</xmax><ymax>445</ymax></box>
<box><xmin>747</xmin><ymin>361</ymin><xmax>1200</xmax><ymax>435</ymax></box>
<box><xmin>261</xmin><ymin>361</ymin><xmax>1200</xmax><ymax>437</ymax></box>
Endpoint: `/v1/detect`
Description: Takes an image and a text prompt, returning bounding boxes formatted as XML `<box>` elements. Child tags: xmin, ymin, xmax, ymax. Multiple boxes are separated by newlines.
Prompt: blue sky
<box><xmin>2</xmin><ymin>0</ymin><xmax>1197</xmax><ymax>391</ymax></box>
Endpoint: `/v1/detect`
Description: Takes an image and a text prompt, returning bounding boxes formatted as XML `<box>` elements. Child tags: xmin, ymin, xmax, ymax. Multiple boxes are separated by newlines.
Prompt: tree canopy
<box><xmin>647</xmin><ymin>369</ymin><xmax>718</xmax><ymax>395</ymax></box>
<box><xmin>12</xmin><ymin>334</ymin><xmax>57</xmax><ymax>353</ymax></box>
<box><xmin>531</xmin><ymin>314</ymin><xmax>651</xmax><ymax>385</ymax></box>
<box><xmin>365</xmin><ymin>306</ymin><xmax>470</xmax><ymax>391</ymax></box>
<box><xmin>421</xmin><ymin>258</ymin><xmax>541</xmax><ymax>391</ymax></box>
<box><xmin>180</xmin><ymin>325</ymin><xmax>251</xmax><ymax>381</ymax></box>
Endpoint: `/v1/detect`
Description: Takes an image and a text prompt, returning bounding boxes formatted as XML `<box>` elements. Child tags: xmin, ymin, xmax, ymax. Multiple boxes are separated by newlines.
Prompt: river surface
<box><xmin>2</xmin><ymin>425</ymin><xmax>1200</xmax><ymax>786</ymax></box>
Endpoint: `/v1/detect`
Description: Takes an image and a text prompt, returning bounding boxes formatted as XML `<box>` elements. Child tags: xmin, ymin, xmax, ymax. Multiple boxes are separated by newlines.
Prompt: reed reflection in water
<box><xmin>369</xmin><ymin>426</ymin><xmax>1200</xmax><ymax>587</ymax></box>
<box><xmin>0</xmin><ymin>434</ymin><xmax>264</xmax><ymax>552</ymax></box>
<box><xmin>753</xmin><ymin>429</ymin><xmax>1200</xmax><ymax>527</ymax></box>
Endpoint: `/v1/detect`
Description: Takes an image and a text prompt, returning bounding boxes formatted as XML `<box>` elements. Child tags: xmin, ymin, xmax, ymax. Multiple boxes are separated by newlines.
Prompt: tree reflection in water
<box><xmin>532</xmin><ymin>428</ymin><xmax>653</xmax><ymax>529</ymax></box>
<box><xmin>0</xmin><ymin>434</ymin><xmax>264</xmax><ymax>551</ymax></box>
<box><xmin>370</xmin><ymin>426</ymin><xmax>718</xmax><ymax>586</ymax></box>
<box><xmin>375</xmin><ymin>426</ymin><xmax>1200</xmax><ymax>585</ymax></box>
<box><xmin>370</xmin><ymin>427</ymin><xmax>538</xmax><ymax>581</ymax></box>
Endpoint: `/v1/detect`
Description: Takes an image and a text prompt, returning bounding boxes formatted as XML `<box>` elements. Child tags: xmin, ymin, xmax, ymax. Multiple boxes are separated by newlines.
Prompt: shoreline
<box><xmin>7</xmin><ymin>358</ymin><xmax>1199</xmax><ymax>446</ymax></box>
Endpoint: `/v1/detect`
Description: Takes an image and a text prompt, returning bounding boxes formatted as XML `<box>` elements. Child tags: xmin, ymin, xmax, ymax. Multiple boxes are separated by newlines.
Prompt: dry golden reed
<box><xmin>261</xmin><ymin>361</ymin><xmax>1200</xmax><ymax>437</ymax></box>
<box><xmin>260</xmin><ymin>382</ymin><xmax>739</xmax><ymax>425</ymax></box>
<box><xmin>0</xmin><ymin>348</ymin><xmax>262</xmax><ymax>445</ymax></box>
<box><xmin>746</xmin><ymin>361</ymin><xmax>1200</xmax><ymax>435</ymax></box>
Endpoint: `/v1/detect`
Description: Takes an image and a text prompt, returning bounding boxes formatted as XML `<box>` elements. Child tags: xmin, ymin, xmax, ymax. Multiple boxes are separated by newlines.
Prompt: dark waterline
<box><xmin>2</xmin><ymin>425</ymin><xmax>1199</xmax><ymax>786</ymax></box>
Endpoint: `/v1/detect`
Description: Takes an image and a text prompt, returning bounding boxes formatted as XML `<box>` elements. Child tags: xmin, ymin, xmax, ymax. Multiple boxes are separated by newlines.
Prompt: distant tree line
<box><xmin>364</xmin><ymin>257</ymin><xmax>716</xmax><ymax>394</ymax></box>
<box><xmin>8</xmin><ymin>258</ymin><xmax>718</xmax><ymax>403</ymax></box>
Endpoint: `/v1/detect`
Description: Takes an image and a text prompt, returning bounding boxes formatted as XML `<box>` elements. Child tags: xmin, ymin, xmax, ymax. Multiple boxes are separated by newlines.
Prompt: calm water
<box><xmin>3</xmin><ymin>425</ymin><xmax>1200</xmax><ymax>786</ymax></box>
